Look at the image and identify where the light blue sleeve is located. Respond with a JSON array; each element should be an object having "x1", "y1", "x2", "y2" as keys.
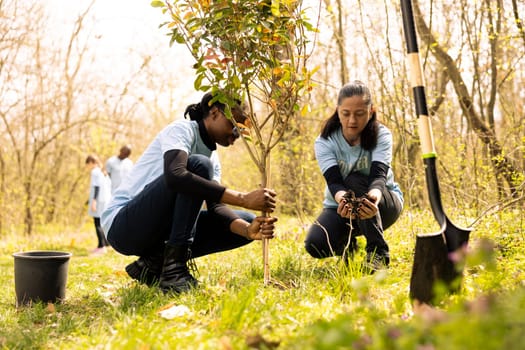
[
  {"x1": 314, "y1": 136, "x2": 338, "y2": 174},
  {"x1": 371, "y1": 126, "x2": 393, "y2": 165},
  {"x1": 159, "y1": 121, "x2": 196, "y2": 155},
  {"x1": 89, "y1": 168, "x2": 107, "y2": 217},
  {"x1": 91, "y1": 168, "x2": 104, "y2": 188}
]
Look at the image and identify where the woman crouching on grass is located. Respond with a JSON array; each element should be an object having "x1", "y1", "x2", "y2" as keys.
[
  {"x1": 305, "y1": 80, "x2": 403, "y2": 272},
  {"x1": 101, "y1": 91, "x2": 277, "y2": 293}
]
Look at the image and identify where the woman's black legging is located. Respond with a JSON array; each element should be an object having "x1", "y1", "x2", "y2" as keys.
[
  {"x1": 106, "y1": 154, "x2": 256, "y2": 259},
  {"x1": 305, "y1": 172, "x2": 402, "y2": 258}
]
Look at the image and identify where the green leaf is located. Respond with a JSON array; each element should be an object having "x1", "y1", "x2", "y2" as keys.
[
  {"x1": 271, "y1": 0, "x2": 281, "y2": 17},
  {"x1": 232, "y1": 75, "x2": 241, "y2": 88},
  {"x1": 194, "y1": 74, "x2": 205, "y2": 91},
  {"x1": 150, "y1": 0, "x2": 164, "y2": 8}
]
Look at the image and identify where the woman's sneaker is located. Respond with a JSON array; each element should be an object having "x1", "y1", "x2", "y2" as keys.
[
  {"x1": 90, "y1": 247, "x2": 107, "y2": 256},
  {"x1": 363, "y1": 251, "x2": 390, "y2": 274}
]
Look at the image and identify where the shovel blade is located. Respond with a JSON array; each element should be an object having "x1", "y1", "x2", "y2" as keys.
[
  {"x1": 444, "y1": 217, "x2": 471, "y2": 252},
  {"x1": 409, "y1": 222, "x2": 471, "y2": 305}
]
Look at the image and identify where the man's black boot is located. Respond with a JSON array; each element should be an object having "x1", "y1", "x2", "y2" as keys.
[
  {"x1": 159, "y1": 244, "x2": 198, "y2": 293},
  {"x1": 125, "y1": 253, "x2": 163, "y2": 286}
]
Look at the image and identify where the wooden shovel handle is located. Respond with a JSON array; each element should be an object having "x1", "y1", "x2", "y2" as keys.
[{"x1": 263, "y1": 235, "x2": 270, "y2": 285}]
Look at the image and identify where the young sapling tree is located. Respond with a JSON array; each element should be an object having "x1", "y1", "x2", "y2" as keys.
[{"x1": 152, "y1": 0, "x2": 317, "y2": 284}]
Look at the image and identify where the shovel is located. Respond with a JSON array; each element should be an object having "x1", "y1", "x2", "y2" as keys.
[{"x1": 400, "y1": 0, "x2": 472, "y2": 305}]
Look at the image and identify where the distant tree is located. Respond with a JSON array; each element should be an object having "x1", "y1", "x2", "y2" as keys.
[
  {"x1": 0, "y1": 0, "x2": 156, "y2": 234},
  {"x1": 0, "y1": 1, "x2": 103, "y2": 234}
]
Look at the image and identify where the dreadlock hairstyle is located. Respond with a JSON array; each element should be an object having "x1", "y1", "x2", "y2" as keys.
[
  {"x1": 320, "y1": 80, "x2": 379, "y2": 151},
  {"x1": 183, "y1": 91, "x2": 249, "y2": 124},
  {"x1": 183, "y1": 92, "x2": 224, "y2": 121}
]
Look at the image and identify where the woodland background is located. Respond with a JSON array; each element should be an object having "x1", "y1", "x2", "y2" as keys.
[{"x1": 0, "y1": 0, "x2": 524, "y2": 237}]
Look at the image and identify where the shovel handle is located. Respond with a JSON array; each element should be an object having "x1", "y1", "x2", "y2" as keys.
[
  {"x1": 401, "y1": 0, "x2": 446, "y2": 227},
  {"x1": 400, "y1": 0, "x2": 472, "y2": 248},
  {"x1": 401, "y1": 0, "x2": 436, "y2": 158}
]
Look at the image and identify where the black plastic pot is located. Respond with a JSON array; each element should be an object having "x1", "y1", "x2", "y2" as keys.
[{"x1": 13, "y1": 250, "x2": 72, "y2": 306}]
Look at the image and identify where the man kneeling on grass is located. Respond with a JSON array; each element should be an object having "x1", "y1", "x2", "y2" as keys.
[{"x1": 101, "y1": 91, "x2": 277, "y2": 293}]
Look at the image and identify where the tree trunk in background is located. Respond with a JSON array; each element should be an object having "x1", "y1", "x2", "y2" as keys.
[
  {"x1": 0, "y1": 152, "x2": 3, "y2": 233},
  {"x1": 322, "y1": 0, "x2": 348, "y2": 86},
  {"x1": 277, "y1": 117, "x2": 321, "y2": 219},
  {"x1": 511, "y1": 0, "x2": 525, "y2": 47}
]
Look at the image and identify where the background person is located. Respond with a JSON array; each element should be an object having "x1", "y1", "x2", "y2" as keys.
[
  {"x1": 106, "y1": 145, "x2": 133, "y2": 194},
  {"x1": 85, "y1": 154, "x2": 111, "y2": 255},
  {"x1": 102, "y1": 91, "x2": 277, "y2": 293},
  {"x1": 304, "y1": 80, "x2": 403, "y2": 272}
]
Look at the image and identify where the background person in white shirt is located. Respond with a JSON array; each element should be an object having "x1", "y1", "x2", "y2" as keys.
[
  {"x1": 85, "y1": 154, "x2": 111, "y2": 255},
  {"x1": 105, "y1": 145, "x2": 133, "y2": 194}
]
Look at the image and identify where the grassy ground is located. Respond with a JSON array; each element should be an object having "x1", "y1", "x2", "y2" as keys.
[{"x1": 0, "y1": 209, "x2": 524, "y2": 349}]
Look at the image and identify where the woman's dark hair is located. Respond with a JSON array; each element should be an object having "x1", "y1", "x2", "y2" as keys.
[
  {"x1": 320, "y1": 80, "x2": 379, "y2": 150},
  {"x1": 184, "y1": 91, "x2": 248, "y2": 124},
  {"x1": 85, "y1": 154, "x2": 108, "y2": 175},
  {"x1": 184, "y1": 92, "x2": 226, "y2": 121},
  {"x1": 85, "y1": 154, "x2": 101, "y2": 166}
]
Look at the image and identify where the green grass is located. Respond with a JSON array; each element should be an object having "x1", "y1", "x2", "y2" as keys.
[{"x1": 1, "y1": 209, "x2": 524, "y2": 349}]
